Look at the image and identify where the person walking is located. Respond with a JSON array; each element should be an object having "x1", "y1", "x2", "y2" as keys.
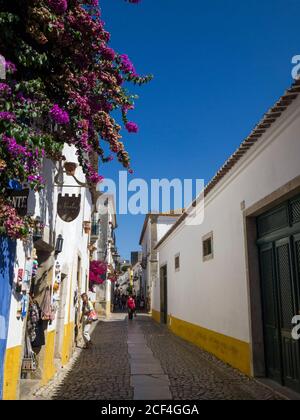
[
  {"x1": 80, "y1": 293, "x2": 95, "y2": 349},
  {"x1": 121, "y1": 294, "x2": 127, "y2": 311},
  {"x1": 127, "y1": 295, "x2": 136, "y2": 321}
]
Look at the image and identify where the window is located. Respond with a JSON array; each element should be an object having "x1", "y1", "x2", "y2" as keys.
[
  {"x1": 174, "y1": 254, "x2": 180, "y2": 271},
  {"x1": 202, "y1": 232, "x2": 214, "y2": 261}
]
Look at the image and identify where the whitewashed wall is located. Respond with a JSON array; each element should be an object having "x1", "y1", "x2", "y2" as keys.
[
  {"x1": 52, "y1": 145, "x2": 92, "y2": 330},
  {"x1": 141, "y1": 219, "x2": 150, "y2": 300},
  {"x1": 141, "y1": 215, "x2": 180, "y2": 308},
  {"x1": 6, "y1": 159, "x2": 56, "y2": 350},
  {"x1": 6, "y1": 145, "x2": 92, "y2": 347},
  {"x1": 157, "y1": 217, "x2": 180, "y2": 240},
  {"x1": 155, "y1": 95, "x2": 300, "y2": 344}
]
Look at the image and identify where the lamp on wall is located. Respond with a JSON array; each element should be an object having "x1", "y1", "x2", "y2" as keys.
[
  {"x1": 55, "y1": 234, "x2": 64, "y2": 255},
  {"x1": 54, "y1": 161, "x2": 88, "y2": 188}
]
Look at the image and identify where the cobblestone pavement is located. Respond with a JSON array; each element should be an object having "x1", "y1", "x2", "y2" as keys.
[
  {"x1": 139, "y1": 317, "x2": 284, "y2": 400},
  {"x1": 35, "y1": 314, "x2": 285, "y2": 400},
  {"x1": 36, "y1": 315, "x2": 133, "y2": 400}
]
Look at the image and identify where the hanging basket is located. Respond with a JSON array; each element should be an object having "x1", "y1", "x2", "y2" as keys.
[
  {"x1": 88, "y1": 243, "x2": 97, "y2": 252},
  {"x1": 64, "y1": 162, "x2": 78, "y2": 176},
  {"x1": 83, "y1": 221, "x2": 91, "y2": 234}
]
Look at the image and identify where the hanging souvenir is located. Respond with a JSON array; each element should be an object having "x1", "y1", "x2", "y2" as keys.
[
  {"x1": 28, "y1": 301, "x2": 40, "y2": 343},
  {"x1": 53, "y1": 281, "x2": 60, "y2": 292},
  {"x1": 22, "y1": 335, "x2": 37, "y2": 372},
  {"x1": 21, "y1": 294, "x2": 29, "y2": 320},
  {"x1": 32, "y1": 259, "x2": 38, "y2": 278},
  {"x1": 16, "y1": 300, "x2": 22, "y2": 319},
  {"x1": 16, "y1": 269, "x2": 24, "y2": 294},
  {"x1": 22, "y1": 258, "x2": 33, "y2": 292},
  {"x1": 40, "y1": 287, "x2": 52, "y2": 321}
]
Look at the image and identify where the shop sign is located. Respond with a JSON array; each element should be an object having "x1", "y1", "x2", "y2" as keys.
[
  {"x1": 57, "y1": 193, "x2": 81, "y2": 222},
  {"x1": 8, "y1": 188, "x2": 29, "y2": 217}
]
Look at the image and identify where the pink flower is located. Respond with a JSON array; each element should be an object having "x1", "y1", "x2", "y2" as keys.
[
  {"x1": 0, "y1": 83, "x2": 12, "y2": 95},
  {"x1": 27, "y1": 174, "x2": 45, "y2": 186},
  {"x1": 2, "y1": 135, "x2": 27, "y2": 157},
  {"x1": 0, "y1": 111, "x2": 16, "y2": 122},
  {"x1": 100, "y1": 45, "x2": 116, "y2": 61},
  {"x1": 49, "y1": 104, "x2": 70, "y2": 125},
  {"x1": 125, "y1": 121, "x2": 139, "y2": 133},
  {"x1": 120, "y1": 54, "x2": 137, "y2": 76},
  {"x1": 5, "y1": 60, "x2": 17, "y2": 74},
  {"x1": 47, "y1": 0, "x2": 68, "y2": 14},
  {"x1": 86, "y1": 163, "x2": 104, "y2": 184},
  {"x1": 89, "y1": 260, "x2": 108, "y2": 285}
]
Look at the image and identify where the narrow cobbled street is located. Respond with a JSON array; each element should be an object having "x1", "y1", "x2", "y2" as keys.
[{"x1": 35, "y1": 315, "x2": 284, "y2": 401}]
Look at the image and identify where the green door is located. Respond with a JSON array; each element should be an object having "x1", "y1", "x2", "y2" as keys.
[
  {"x1": 294, "y1": 233, "x2": 300, "y2": 312},
  {"x1": 259, "y1": 243, "x2": 282, "y2": 383},
  {"x1": 275, "y1": 237, "x2": 300, "y2": 391},
  {"x1": 258, "y1": 196, "x2": 300, "y2": 393}
]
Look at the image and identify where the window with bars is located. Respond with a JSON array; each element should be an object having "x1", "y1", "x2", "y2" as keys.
[
  {"x1": 174, "y1": 254, "x2": 180, "y2": 271},
  {"x1": 257, "y1": 195, "x2": 300, "y2": 239},
  {"x1": 291, "y1": 197, "x2": 300, "y2": 225},
  {"x1": 203, "y1": 232, "x2": 214, "y2": 261}
]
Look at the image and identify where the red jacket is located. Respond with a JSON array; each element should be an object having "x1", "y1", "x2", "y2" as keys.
[{"x1": 127, "y1": 297, "x2": 136, "y2": 310}]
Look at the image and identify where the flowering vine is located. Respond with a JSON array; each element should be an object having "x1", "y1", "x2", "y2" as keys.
[
  {"x1": 89, "y1": 260, "x2": 108, "y2": 286},
  {"x1": 0, "y1": 0, "x2": 151, "y2": 239}
]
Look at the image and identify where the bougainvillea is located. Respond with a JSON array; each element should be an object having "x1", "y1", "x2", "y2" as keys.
[
  {"x1": 48, "y1": 0, "x2": 68, "y2": 14},
  {"x1": 89, "y1": 260, "x2": 108, "y2": 285},
  {"x1": 126, "y1": 121, "x2": 139, "y2": 133},
  {"x1": 0, "y1": 198, "x2": 31, "y2": 239},
  {"x1": 0, "y1": 0, "x2": 151, "y2": 239},
  {"x1": 49, "y1": 104, "x2": 70, "y2": 125}
]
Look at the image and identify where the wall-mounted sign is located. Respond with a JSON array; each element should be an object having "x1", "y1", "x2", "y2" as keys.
[
  {"x1": 57, "y1": 193, "x2": 81, "y2": 222},
  {"x1": 8, "y1": 188, "x2": 29, "y2": 217}
]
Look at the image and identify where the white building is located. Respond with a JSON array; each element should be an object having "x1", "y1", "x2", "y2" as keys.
[
  {"x1": 2, "y1": 145, "x2": 95, "y2": 399},
  {"x1": 139, "y1": 212, "x2": 183, "y2": 312},
  {"x1": 152, "y1": 81, "x2": 300, "y2": 394},
  {"x1": 90, "y1": 194, "x2": 118, "y2": 316},
  {"x1": 132, "y1": 262, "x2": 143, "y2": 299},
  {"x1": 117, "y1": 270, "x2": 130, "y2": 294}
]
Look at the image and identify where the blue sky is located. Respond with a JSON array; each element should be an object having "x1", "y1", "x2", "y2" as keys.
[{"x1": 100, "y1": 0, "x2": 299, "y2": 259}]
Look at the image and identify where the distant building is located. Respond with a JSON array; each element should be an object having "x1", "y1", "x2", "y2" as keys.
[
  {"x1": 131, "y1": 251, "x2": 142, "y2": 266},
  {"x1": 90, "y1": 194, "x2": 118, "y2": 317},
  {"x1": 139, "y1": 211, "x2": 183, "y2": 312}
]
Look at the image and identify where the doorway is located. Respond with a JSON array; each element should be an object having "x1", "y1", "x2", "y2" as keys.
[
  {"x1": 258, "y1": 196, "x2": 300, "y2": 392},
  {"x1": 160, "y1": 265, "x2": 168, "y2": 324}
]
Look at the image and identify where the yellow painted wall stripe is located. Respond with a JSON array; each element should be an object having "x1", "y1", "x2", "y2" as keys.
[
  {"x1": 152, "y1": 309, "x2": 161, "y2": 324},
  {"x1": 61, "y1": 322, "x2": 74, "y2": 366},
  {"x1": 152, "y1": 311, "x2": 251, "y2": 376},
  {"x1": 3, "y1": 345, "x2": 22, "y2": 400},
  {"x1": 42, "y1": 330, "x2": 56, "y2": 385}
]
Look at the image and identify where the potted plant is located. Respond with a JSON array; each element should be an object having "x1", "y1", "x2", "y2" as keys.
[
  {"x1": 83, "y1": 220, "x2": 91, "y2": 234},
  {"x1": 64, "y1": 162, "x2": 78, "y2": 176},
  {"x1": 88, "y1": 243, "x2": 96, "y2": 253}
]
